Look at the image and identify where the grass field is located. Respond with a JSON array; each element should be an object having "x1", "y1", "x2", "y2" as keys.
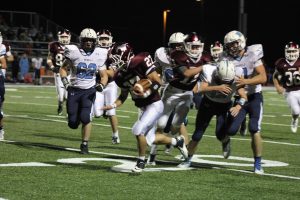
[{"x1": 0, "y1": 84, "x2": 300, "y2": 200}]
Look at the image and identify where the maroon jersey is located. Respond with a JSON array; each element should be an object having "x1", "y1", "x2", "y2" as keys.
[
  {"x1": 275, "y1": 58, "x2": 300, "y2": 92},
  {"x1": 114, "y1": 52, "x2": 161, "y2": 108},
  {"x1": 48, "y1": 41, "x2": 65, "y2": 72},
  {"x1": 170, "y1": 51, "x2": 211, "y2": 90}
]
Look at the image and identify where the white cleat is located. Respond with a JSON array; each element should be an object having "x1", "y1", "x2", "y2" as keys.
[
  {"x1": 177, "y1": 159, "x2": 191, "y2": 168},
  {"x1": 0, "y1": 129, "x2": 4, "y2": 140},
  {"x1": 254, "y1": 167, "x2": 264, "y2": 175},
  {"x1": 291, "y1": 118, "x2": 298, "y2": 133}
]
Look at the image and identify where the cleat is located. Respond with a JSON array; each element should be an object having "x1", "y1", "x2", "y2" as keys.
[
  {"x1": 177, "y1": 158, "x2": 191, "y2": 168},
  {"x1": 164, "y1": 144, "x2": 173, "y2": 154},
  {"x1": 175, "y1": 136, "x2": 188, "y2": 159},
  {"x1": 222, "y1": 138, "x2": 231, "y2": 159},
  {"x1": 0, "y1": 129, "x2": 4, "y2": 140},
  {"x1": 57, "y1": 106, "x2": 63, "y2": 116},
  {"x1": 254, "y1": 167, "x2": 264, "y2": 175},
  {"x1": 80, "y1": 143, "x2": 89, "y2": 154},
  {"x1": 112, "y1": 136, "x2": 120, "y2": 144},
  {"x1": 146, "y1": 154, "x2": 156, "y2": 166},
  {"x1": 132, "y1": 159, "x2": 145, "y2": 173},
  {"x1": 291, "y1": 118, "x2": 298, "y2": 133}
]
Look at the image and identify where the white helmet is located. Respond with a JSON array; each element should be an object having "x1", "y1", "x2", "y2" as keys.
[
  {"x1": 217, "y1": 59, "x2": 236, "y2": 83},
  {"x1": 224, "y1": 30, "x2": 246, "y2": 57},
  {"x1": 57, "y1": 29, "x2": 71, "y2": 45},
  {"x1": 97, "y1": 29, "x2": 113, "y2": 48},
  {"x1": 285, "y1": 41, "x2": 299, "y2": 61},
  {"x1": 184, "y1": 32, "x2": 204, "y2": 59},
  {"x1": 210, "y1": 41, "x2": 223, "y2": 61},
  {"x1": 168, "y1": 32, "x2": 185, "y2": 50},
  {"x1": 80, "y1": 28, "x2": 97, "y2": 51}
]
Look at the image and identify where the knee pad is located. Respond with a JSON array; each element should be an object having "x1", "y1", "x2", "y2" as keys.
[
  {"x1": 68, "y1": 121, "x2": 80, "y2": 129},
  {"x1": 81, "y1": 115, "x2": 91, "y2": 125}
]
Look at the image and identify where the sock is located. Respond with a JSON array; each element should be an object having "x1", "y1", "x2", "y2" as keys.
[
  {"x1": 254, "y1": 156, "x2": 262, "y2": 170},
  {"x1": 171, "y1": 138, "x2": 177, "y2": 146},
  {"x1": 138, "y1": 156, "x2": 145, "y2": 161},
  {"x1": 112, "y1": 131, "x2": 119, "y2": 138}
]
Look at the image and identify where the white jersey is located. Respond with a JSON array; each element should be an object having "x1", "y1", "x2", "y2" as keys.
[
  {"x1": 154, "y1": 47, "x2": 172, "y2": 83},
  {"x1": 0, "y1": 44, "x2": 6, "y2": 57},
  {"x1": 223, "y1": 44, "x2": 264, "y2": 95},
  {"x1": 202, "y1": 63, "x2": 244, "y2": 103},
  {"x1": 64, "y1": 45, "x2": 108, "y2": 89}
]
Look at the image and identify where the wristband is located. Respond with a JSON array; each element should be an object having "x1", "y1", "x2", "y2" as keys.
[{"x1": 237, "y1": 98, "x2": 246, "y2": 106}]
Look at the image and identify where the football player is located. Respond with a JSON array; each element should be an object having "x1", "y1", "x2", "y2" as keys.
[
  {"x1": 47, "y1": 28, "x2": 71, "y2": 115},
  {"x1": 222, "y1": 30, "x2": 267, "y2": 174},
  {"x1": 156, "y1": 32, "x2": 211, "y2": 144},
  {"x1": 178, "y1": 59, "x2": 247, "y2": 168},
  {"x1": 0, "y1": 32, "x2": 8, "y2": 140},
  {"x1": 210, "y1": 41, "x2": 223, "y2": 62},
  {"x1": 102, "y1": 42, "x2": 188, "y2": 173},
  {"x1": 273, "y1": 41, "x2": 300, "y2": 133},
  {"x1": 147, "y1": 32, "x2": 189, "y2": 164},
  {"x1": 93, "y1": 29, "x2": 120, "y2": 144},
  {"x1": 60, "y1": 28, "x2": 108, "y2": 154}
]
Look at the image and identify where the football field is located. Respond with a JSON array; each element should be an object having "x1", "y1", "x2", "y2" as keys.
[{"x1": 0, "y1": 84, "x2": 299, "y2": 199}]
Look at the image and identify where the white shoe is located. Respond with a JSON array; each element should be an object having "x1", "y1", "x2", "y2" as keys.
[
  {"x1": 132, "y1": 159, "x2": 145, "y2": 173},
  {"x1": 112, "y1": 136, "x2": 120, "y2": 144},
  {"x1": 254, "y1": 167, "x2": 264, "y2": 175},
  {"x1": 177, "y1": 159, "x2": 191, "y2": 168},
  {"x1": 0, "y1": 129, "x2": 4, "y2": 140},
  {"x1": 291, "y1": 118, "x2": 298, "y2": 133},
  {"x1": 175, "y1": 136, "x2": 188, "y2": 160}
]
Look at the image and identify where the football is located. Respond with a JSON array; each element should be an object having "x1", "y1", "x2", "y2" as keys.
[{"x1": 133, "y1": 79, "x2": 152, "y2": 97}]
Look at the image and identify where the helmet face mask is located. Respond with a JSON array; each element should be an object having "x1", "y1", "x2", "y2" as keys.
[
  {"x1": 97, "y1": 29, "x2": 113, "y2": 48},
  {"x1": 184, "y1": 32, "x2": 204, "y2": 59},
  {"x1": 111, "y1": 43, "x2": 134, "y2": 71},
  {"x1": 210, "y1": 41, "x2": 223, "y2": 61},
  {"x1": 57, "y1": 29, "x2": 71, "y2": 45},
  {"x1": 285, "y1": 41, "x2": 299, "y2": 62},
  {"x1": 80, "y1": 28, "x2": 97, "y2": 52},
  {"x1": 168, "y1": 32, "x2": 185, "y2": 52},
  {"x1": 224, "y1": 30, "x2": 246, "y2": 57}
]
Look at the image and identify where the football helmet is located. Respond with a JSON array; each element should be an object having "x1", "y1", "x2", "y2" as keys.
[
  {"x1": 57, "y1": 28, "x2": 71, "y2": 45},
  {"x1": 184, "y1": 32, "x2": 204, "y2": 59},
  {"x1": 168, "y1": 32, "x2": 185, "y2": 51},
  {"x1": 111, "y1": 42, "x2": 134, "y2": 70},
  {"x1": 216, "y1": 59, "x2": 236, "y2": 84},
  {"x1": 285, "y1": 41, "x2": 299, "y2": 61},
  {"x1": 0, "y1": 32, "x2": 2, "y2": 44},
  {"x1": 97, "y1": 29, "x2": 113, "y2": 48},
  {"x1": 210, "y1": 41, "x2": 223, "y2": 61},
  {"x1": 79, "y1": 28, "x2": 97, "y2": 52},
  {"x1": 224, "y1": 30, "x2": 246, "y2": 57}
]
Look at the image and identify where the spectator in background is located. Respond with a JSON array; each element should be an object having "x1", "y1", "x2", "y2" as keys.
[
  {"x1": 19, "y1": 53, "x2": 30, "y2": 83},
  {"x1": 11, "y1": 51, "x2": 19, "y2": 82},
  {"x1": 31, "y1": 51, "x2": 43, "y2": 85}
]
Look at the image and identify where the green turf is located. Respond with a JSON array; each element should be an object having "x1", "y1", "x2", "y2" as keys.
[{"x1": 0, "y1": 85, "x2": 299, "y2": 200}]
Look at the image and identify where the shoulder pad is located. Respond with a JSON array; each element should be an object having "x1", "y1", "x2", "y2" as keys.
[{"x1": 247, "y1": 44, "x2": 263, "y2": 60}]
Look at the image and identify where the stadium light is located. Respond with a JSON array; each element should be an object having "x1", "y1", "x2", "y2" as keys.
[{"x1": 163, "y1": 9, "x2": 170, "y2": 45}]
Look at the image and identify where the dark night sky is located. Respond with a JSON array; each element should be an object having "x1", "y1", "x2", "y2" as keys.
[{"x1": 2, "y1": 0, "x2": 300, "y2": 67}]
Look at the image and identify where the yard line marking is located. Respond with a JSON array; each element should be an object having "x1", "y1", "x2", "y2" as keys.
[
  {"x1": 5, "y1": 114, "x2": 300, "y2": 146},
  {"x1": 3, "y1": 140, "x2": 299, "y2": 180}
]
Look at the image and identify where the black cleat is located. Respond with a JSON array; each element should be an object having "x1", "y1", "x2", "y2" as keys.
[{"x1": 80, "y1": 143, "x2": 89, "y2": 154}]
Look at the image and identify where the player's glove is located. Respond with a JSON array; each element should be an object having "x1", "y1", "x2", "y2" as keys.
[
  {"x1": 61, "y1": 77, "x2": 70, "y2": 89},
  {"x1": 96, "y1": 83, "x2": 105, "y2": 92}
]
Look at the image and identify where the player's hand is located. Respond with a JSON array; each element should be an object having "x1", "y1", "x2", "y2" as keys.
[
  {"x1": 61, "y1": 77, "x2": 70, "y2": 89},
  {"x1": 219, "y1": 84, "x2": 232, "y2": 95}
]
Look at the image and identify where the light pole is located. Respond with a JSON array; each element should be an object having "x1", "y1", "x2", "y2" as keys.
[{"x1": 163, "y1": 9, "x2": 170, "y2": 45}]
